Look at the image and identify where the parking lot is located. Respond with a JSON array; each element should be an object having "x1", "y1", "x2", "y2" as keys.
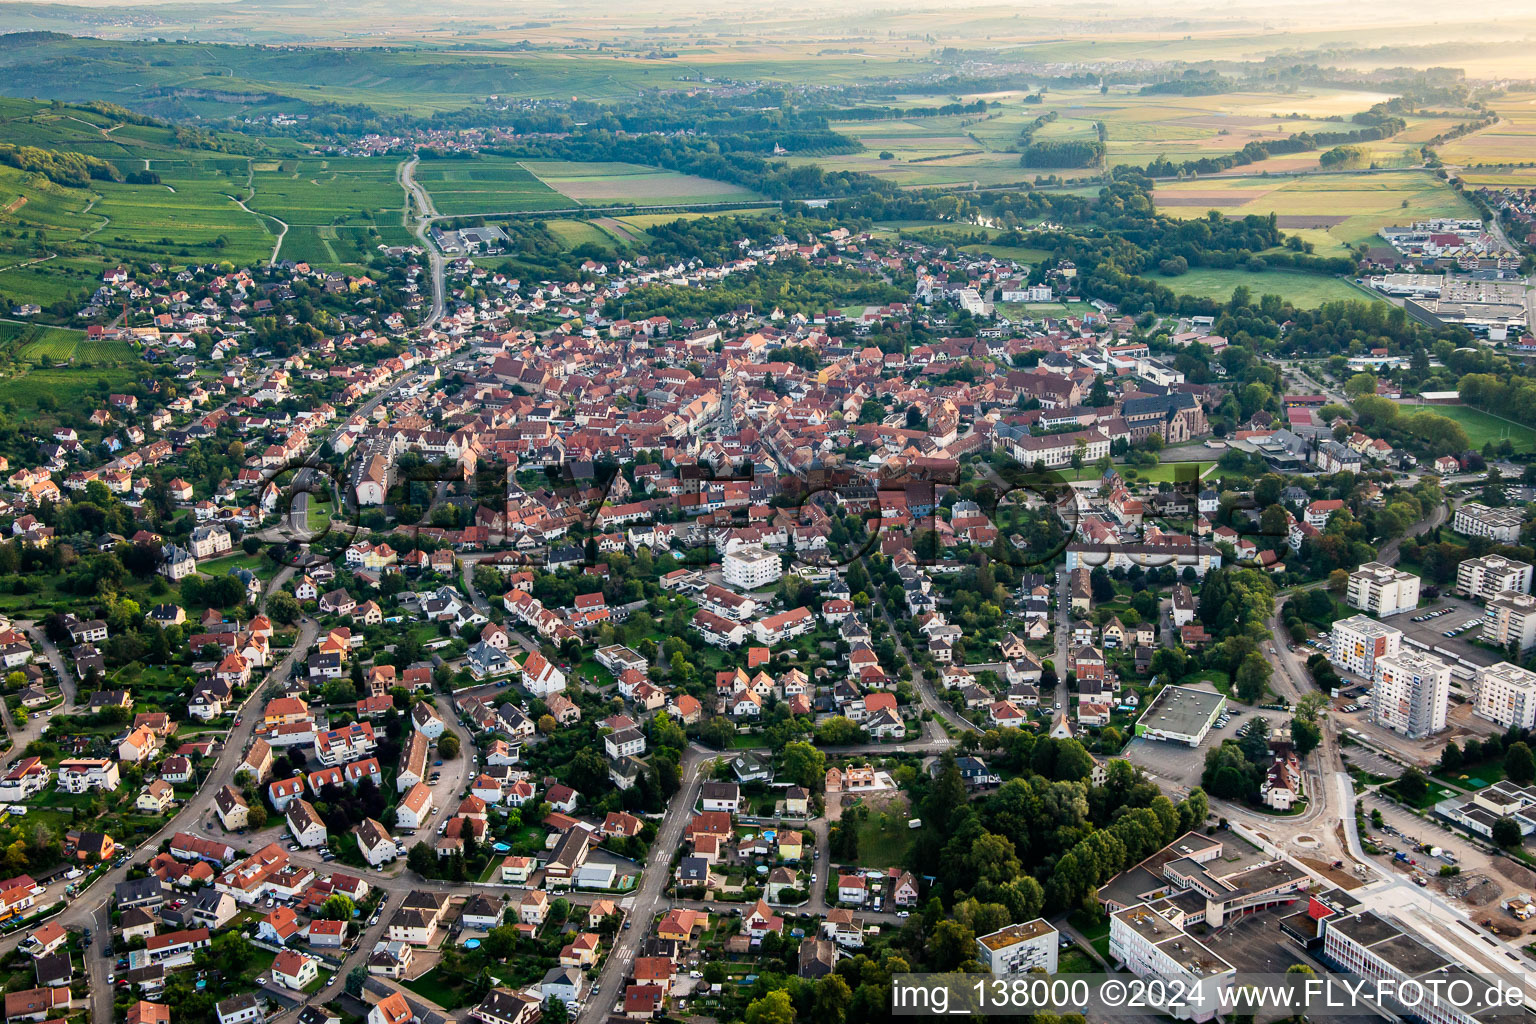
[{"x1": 1393, "y1": 595, "x2": 1502, "y2": 672}]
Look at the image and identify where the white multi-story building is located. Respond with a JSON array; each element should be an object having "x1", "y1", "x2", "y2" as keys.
[
  {"x1": 1453, "y1": 502, "x2": 1526, "y2": 543},
  {"x1": 1371, "y1": 649, "x2": 1450, "y2": 738},
  {"x1": 1329, "y1": 615, "x2": 1403, "y2": 679},
  {"x1": 1483, "y1": 590, "x2": 1536, "y2": 654},
  {"x1": 1321, "y1": 909, "x2": 1503, "y2": 1024},
  {"x1": 1474, "y1": 661, "x2": 1536, "y2": 729},
  {"x1": 974, "y1": 919, "x2": 1059, "y2": 975},
  {"x1": 1109, "y1": 903, "x2": 1234, "y2": 1022},
  {"x1": 722, "y1": 545, "x2": 782, "y2": 590},
  {"x1": 1345, "y1": 562, "x2": 1420, "y2": 617},
  {"x1": 57, "y1": 759, "x2": 120, "y2": 793},
  {"x1": 1457, "y1": 554, "x2": 1533, "y2": 600}
]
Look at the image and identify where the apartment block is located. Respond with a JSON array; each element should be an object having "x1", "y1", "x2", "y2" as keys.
[
  {"x1": 1483, "y1": 590, "x2": 1536, "y2": 654},
  {"x1": 1474, "y1": 661, "x2": 1536, "y2": 729},
  {"x1": 722, "y1": 546, "x2": 782, "y2": 590},
  {"x1": 1328, "y1": 614, "x2": 1403, "y2": 679},
  {"x1": 1345, "y1": 562, "x2": 1421, "y2": 617},
  {"x1": 1371, "y1": 649, "x2": 1450, "y2": 739},
  {"x1": 1456, "y1": 554, "x2": 1533, "y2": 600},
  {"x1": 1452, "y1": 502, "x2": 1526, "y2": 543},
  {"x1": 974, "y1": 919, "x2": 1058, "y2": 976}
]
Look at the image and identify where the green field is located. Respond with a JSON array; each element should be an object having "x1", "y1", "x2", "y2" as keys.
[
  {"x1": 1401, "y1": 405, "x2": 1536, "y2": 453},
  {"x1": 1147, "y1": 267, "x2": 1378, "y2": 308},
  {"x1": 1153, "y1": 170, "x2": 1477, "y2": 255},
  {"x1": 412, "y1": 157, "x2": 569, "y2": 216},
  {"x1": 520, "y1": 160, "x2": 763, "y2": 206}
]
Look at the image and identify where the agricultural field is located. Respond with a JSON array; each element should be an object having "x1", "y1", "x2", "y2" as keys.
[
  {"x1": 520, "y1": 160, "x2": 762, "y2": 206},
  {"x1": 1145, "y1": 267, "x2": 1380, "y2": 308},
  {"x1": 1151, "y1": 170, "x2": 1478, "y2": 254},
  {"x1": 801, "y1": 85, "x2": 1425, "y2": 188},
  {"x1": 1437, "y1": 91, "x2": 1536, "y2": 166},
  {"x1": 411, "y1": 157, "x2": 569, "y2": 216},
  {"x1": 245, "y1": 157, "x2": 412, "y2": 266}
]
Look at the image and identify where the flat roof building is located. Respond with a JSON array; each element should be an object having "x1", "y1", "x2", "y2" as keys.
[
  {"x1": 1453, "y1": 503, "x2": 1526, "y2": 544},
  {"x1": 975, "y1": 919, "x2": 1059, "y2": 976},
  {"x1": 1484, "y1": 590, "x2": 1536, "y2": 654},
  {"x1": 1457, "y1": 554, "x2": 1533, "y2": 601},
  {"x1": 1329, "y1": 614, "x2": 1403, "y2": 679},
  {"x1": 1371, "y1": 649, "x2": 1450, "y2": 739},
  {"x1": 1134, "y1": 686, "x2": 1226, "y2": 747},
  {"x1": 1474, "y1": 660, "x2": 1536, "y2": 729},
  {"x1": 1346, "y1": 562, "x2": 1420, "y2": 617}
]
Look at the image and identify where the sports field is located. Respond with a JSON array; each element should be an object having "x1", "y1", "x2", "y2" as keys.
[
  {"x1": 1152, "y1": 170, "x2": 1477, "y2": 255},
  {"x1": 1146, "y1": 267, "x2": 1378, "y2": 308},
  {"x1": 1401, "y1": 405, "x2": 1536, "y2": 453}
]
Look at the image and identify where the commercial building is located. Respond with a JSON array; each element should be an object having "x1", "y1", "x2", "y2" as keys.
[
  {"x1": 1329, "y1": 615, "x2": 1403, "y2": 679},
  {"x1": 1134, "y1": 686, "x2": 1226, "y2": 747},
  {"x1": 1370, "y1": 649, "x2": 1450, "y2": 738},
  {"x1": 1345, "y1": 562, "x2": 1421, "y2": 617},
  {"x1": 1108, "y1": 903, "x2": 1234, "y2": 1022},
  {"x1": 1473, "y1": 661, "x2": 1536, "y2": 729},
  {"x1": 722, "y1": 546, "x2": 782, "y2": 590},
  {"x1": 1483, "y1": 590, "x2": 1536, "y2": 654},
  {"x1": 974, "y1": 920, "x2": 1059, "y2": 976},
  {"x1": 1453, "y1": 502, "x2": 1526, "y2": 543},
  {"x1": 1456, "y1": 554, "x2": 1533, "y2": 600},
  {"x1": 1437, "y1": 778, "x2": 1536, "y2": 839}
]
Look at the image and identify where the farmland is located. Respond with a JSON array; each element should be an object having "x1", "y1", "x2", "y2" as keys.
[
  {"x1": 411, "y1": 158, "x2": 569, "y2": 216},
  {"x1": 520, "y1": 160, "x2": 763, "y2": 205},
  {"x1": 1151, "y1": 170, "x2": 1478, "y2": 255}
]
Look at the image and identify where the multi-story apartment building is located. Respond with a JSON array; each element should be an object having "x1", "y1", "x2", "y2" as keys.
[
  {"x1": 1453, "y1": 502, "x2": 1526, "y2": 543},
  {"x1": 722, "y1": 546, "x2": 782, "y2": 590},
  {"x1": 1457, "y1": 554, "x2": 1533, "y2": 600},
  {"x1": 1371, "y1": 649, "x2": 1450, "y2": 738},
  {"x1": 1345, "y1": 562, "x2": 1421, "y2": 617},
  {"x1": 1329, "y1": 615, "x2": 1403, "y2": 679},
  {"x1": 1474, "y1": 661, "x2": 1536, "y2": 729},
  {"x1": 1483, "y1": 590, "x2": 1536, "y2": 654},
  {"x1": 974, "y1": 920, "x2": 1059, "y2": 976}
]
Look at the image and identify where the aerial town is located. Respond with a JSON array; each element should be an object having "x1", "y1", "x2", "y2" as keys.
[{"x1": 0, "y1": 3, "x2": 1534, "y2": 1024}]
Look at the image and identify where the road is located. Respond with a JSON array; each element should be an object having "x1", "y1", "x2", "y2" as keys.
[
  {"x1": 863, "y1": 563, "x2": 980, "y2": 736},
  {"x1": 398, "y1": 157, "x2": 446, "y2": 328}
]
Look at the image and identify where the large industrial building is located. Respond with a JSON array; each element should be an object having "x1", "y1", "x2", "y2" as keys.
[{"x1": 1133, "y1": 686, "x2": 1226, "y2": 747}]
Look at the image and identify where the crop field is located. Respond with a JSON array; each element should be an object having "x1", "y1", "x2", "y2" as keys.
[
  {"x1": 1151, "y1": 170, "x2": 1477, "y2": 254},
  {"x1": 806, "y1": 85, "x2": 1421, "y2": 187},
  {"x1": 520, "y1": 160, "x2": 762, "y2": 205},
  {"x1": 1438, "y1": 92, "x2": 1536, "y2": 165},
  {"x1": 413, "y1": 158, "x2": 569, "y2": 215},
  {"x1": 1146, "y1": 267, "x2": 1379, "y2": 308},
  {"x1": 244, "y1": 157, "x2": 409, "y2": 266},
  {"x1": 1399, "y1": 405, "x2": 1536, "y2": 453}
]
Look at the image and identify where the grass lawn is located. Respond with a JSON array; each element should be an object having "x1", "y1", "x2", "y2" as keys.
[
  {"x1": 1182, "y1": 669, "x2": 1234, "y2": 699},
  {"x1": 1059, "y1": 948, "x2": 1098, "y2": 973},
  {"x1": 1400, "y1": 404, "x2": 1536, "y2": 454},
  {"x1": 402, "y1": 969, "x2": 468, "y2": 1009},
  {"x1": 852, "y1": 809, "x2": 914, "y2": 870},
  {"x1": 197, "y1": 552, "x2": 267, "y2": 576},
  {"x1": 1146, "y1": 267, "x2": 1378, "y2": 308},
  {"x1": 1117, "y1": 461, "x2": 1216, "y2": 485},
  {"x1": 1387, "y1": 778, "x2": 1455, "y2": 810}
]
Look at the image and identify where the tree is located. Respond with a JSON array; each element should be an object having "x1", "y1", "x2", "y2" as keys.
[
  {"x1": 1439, "y1": 741, "x2": 1463, "y2": 771},
  {"x1": 1396, "y1": 767, "x2": 1429, "y2": 804},
  {"x1": 1290, "y1": 717, "x2": 1322, "y2": 757},
  {"x1": 1237, "y1": 717, "x2": 1271, "y2": 763},
  {"x1": 540, "y1": 999, "x2": 570, "y2": 1024},
  {"x1": 1235, "y1": 652, "x2": 1271, "y2": 704},
  {"x1": 438, "y1": 733, "x2": 461, "y2": 759},
  {"x1": 1327, "y1": 569, "x2": 1349, "y2": 594},
  {"x1": 407, "y1": 842, "x2": 434, "y2": 874},
  {"x1": 1493, "y1": 816, "x2": 1523, "y2": 848},
  {"x1": 1505, "y1": 742, "x2": 1536, "y2": 785},
  {"x1": 781, "y1": 741, "x2": 826, "y2": 790},
  {"x1": 321, "y1": 894, "x2": 355, "y2": 920},
  {"x1": 744, "y1": 989, "x2": 796, "y2": 1024}
]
